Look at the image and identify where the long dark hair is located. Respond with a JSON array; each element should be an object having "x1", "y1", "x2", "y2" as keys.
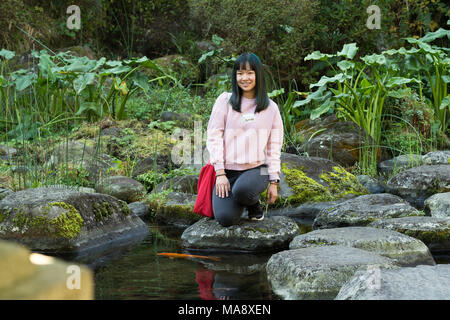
[{"x1": 229, "y1": 52, "x2": 269, "y2": 113}]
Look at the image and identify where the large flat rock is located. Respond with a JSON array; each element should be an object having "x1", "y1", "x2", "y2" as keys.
[
  {"x1": 313, "y1": 193, "x2": 422, "y2": 229},
  {"x1": 369, "y1": 216, "x2": 450, "y2": 253},
  {"x1": 336, "y1": 264, "x2": 450, "y2": 300},
  {"x1": 181, "y1": 216, "x2": 300, "y2": 253},
  {"x1": 0, "y1": 187, "x2": 148, "y2": 254},
  {"x1": 266, "y1": 246, "x2": 397, "y2": 300},
  {"x1": 289, "y1": 227, "x2": 435, "y2": 267},
  {"x1": 424, "y1": 192, "x2": 450, "y2": 218},
  {"x1": 385, "y1": 164, "x2": 450, "y2": 209}
]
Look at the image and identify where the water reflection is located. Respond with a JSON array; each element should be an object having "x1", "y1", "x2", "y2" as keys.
[
  {"x1": 42, "y1": 220, "x2": 449, "y2": 300},
  {"x1": 92, "y1": 224, "x2": 277, "y2": 300},
  {"x1": 195, "y1": 267, "x2": 274, "y2": 300}
]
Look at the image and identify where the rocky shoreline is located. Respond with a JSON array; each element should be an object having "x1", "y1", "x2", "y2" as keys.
[{"x1": 1, "y1": 129, "x2": 449, "y2": 299}]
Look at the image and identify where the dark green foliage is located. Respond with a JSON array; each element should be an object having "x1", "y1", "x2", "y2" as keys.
[
  {"x1": 188, "y1": 0, "x2": 449, "y2": 90},
  {"x1": 100, "y1": 0, "x2": 192, "y2": 58}
]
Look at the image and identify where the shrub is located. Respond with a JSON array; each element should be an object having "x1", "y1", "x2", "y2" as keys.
[
  {"x1": 0, "y1": 0, "x2": 54, "y2": 53},
  {"x1": 188, "y1": 0, "x2": 320, "y2": 86},
  {"x1": 188, "y1": 0, "x2": 449, "y2": 90}
]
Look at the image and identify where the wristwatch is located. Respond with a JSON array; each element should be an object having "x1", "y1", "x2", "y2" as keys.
[{"x1": 270, "y1": 179, "x2": 280, "y2": 184}]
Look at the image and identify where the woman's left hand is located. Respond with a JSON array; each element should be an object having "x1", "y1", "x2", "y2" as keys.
[{"x1": 266, "y1": 184, "x2": 278, "y2": 205}]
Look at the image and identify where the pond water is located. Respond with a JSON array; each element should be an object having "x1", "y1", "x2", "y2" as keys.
[
  {"x1": 55, "y1": 222, "x2": 449, "y2": 300},
  {"x1": 92, "y1": 224, "x2": 279, "y2": 300}
]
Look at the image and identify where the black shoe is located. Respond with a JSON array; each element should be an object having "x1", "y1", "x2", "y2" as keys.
[{"x1": 247, "y1": 200, "x2": 264, "y2": 221}]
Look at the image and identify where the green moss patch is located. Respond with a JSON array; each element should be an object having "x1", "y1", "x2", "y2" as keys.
[
  {"x1": 1, "y1": 202, "x2": 84, "y2": 240},
  {"x1": 397, "y1": 228, "x2": 450, "y2": 245},
  {"x1": 272, "y1": 163, "x2": 369, "y2": 208},
  {"x1": 319, "y1": 166, "x2": 369, "y2": 199},
  {"x1": 145, "y1": 190, "x2": 200, "y2": 224}
]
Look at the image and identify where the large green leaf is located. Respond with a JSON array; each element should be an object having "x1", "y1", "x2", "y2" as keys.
[
  {"x1": 73, "y1": 72, "x2": 96, "y2": 94},
  {"x1": 268, "y1": 88, "x2": 285, "y2": 98},
  {"x1": 337, "y1": 60, "x2": 355, "y2": 71},
  {"x1": 387, "y1": 88, "x2": 412, "y2": 98},
  {"x1": 66, "y1": 56, "x2": 97, "y2": 73},
  {"x1": 310, "y1": 98, "x2": 335, "y2": 120},
  {"x1": 198, "y1": 50, "x2": 215, "y2": 64},
  {"x1": 440, "y1": 96, "x2": 450, "y2": 110},
  {"x1": 361, "y1": 53, "x2": 386, "y2": 65},
  {"x1": 293, "y1": 85, "x2": 330, "y2": 107},
  {"x1": 304, "y1": 51, "x2": 335, "y2": 61},
  {"x1": 123, "y1": 56, "x2": 147, "y2": 65},
  {"x1": 441, "y1": 75, "x2": 450, "y2": 83},
  {"x1": 0, "y1": 49, "x2": 15, "y2": 60},
  {"x1": 100, "y1": 65, "x2": 131, "y2": 76},
  {"x1": 14, "y1": 72, "x2": 36, "y2": 91},
  {"x1": 382, "y1": 47, "x2": 420, "y2": 56},
  {"x1": 140, "y1": 58, "x2": 165, "y2": 72},
  {"x1": 337, "y1": 43, "x2": 358, "y2": 59},
  {"x1": 385, "y1": 77, "x2": 421, "y2": 88},
  {"x1": 76, "y1": 101, "x2": 101, "y2": 117},
  {"x1": 37, "y1": 53, "x2": 57, "y2": 82},
  {"x1": 105, "y1": 60, "x2": 122, "y2": 67},
  {"x1": 131, "y1": 72, "x2": 149, "y2": 91},
  {"x1": 310, "y1": 73, "x2": 351, "y2": 89},
  {"x1": 420, "y1": 28, "x2": 450, "y2": 43},
  {"x1": 92, "y1": 57, "x2": 106, "y2": 72},
  {"x1": 404, "y1": 38, "x2": 442, "y2": 55}
]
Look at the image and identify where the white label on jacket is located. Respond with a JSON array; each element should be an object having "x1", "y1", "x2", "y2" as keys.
[{"x1": 242, "y1": 113, "x2": 255, "y2": 123}]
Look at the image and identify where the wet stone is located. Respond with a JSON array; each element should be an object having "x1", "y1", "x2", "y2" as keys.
[
  {"x1": 266, "y1": 246, "x2": 397, "y2": 300},
  {"x1": 313, "y1": 193, "x2": 422, "y2": 230},
  {"x1": 336, "y1": 264, "x2": 450, "y2": 300},
  {"x1": 181, "y1": 216, "x2": 300, "y2": 253},
  {"x1": 369, "y1": 216, "x2": 450, "y2": 254},
  {"x1": 289, "y1": 226, "x2": 435, "y2": 267}
]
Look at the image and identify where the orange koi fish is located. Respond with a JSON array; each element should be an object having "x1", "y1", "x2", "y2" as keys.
[{"x1": 157, "y1": 252, "x2": 221, "y2": 262}]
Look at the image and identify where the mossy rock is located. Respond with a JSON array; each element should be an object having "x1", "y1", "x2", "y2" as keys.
[
  {"x1": 152, "y1": 175, "x2": 199, "y2": 194},
  {"x1": 181, "y1": 216, "x2": 300, "y2": 253},
  {"x1": 295, "y1": 115, "x2": 380, "y2": 167},
  {"x1": 266, "y1": 246, "x2": 397, "y2": 300},
  {"x1": 313, "y1": 193, "x2": 424, "y2": 230},
  {"x1": 46, "y1": 140, "x2": 116, "y2": 184},
  {"x1": 56, "y1": 45, "x2": 97, "y2": 60},
  {"x1": 386, "y1": 164, "x2": 450, "y2": 209},
  {"x1": 95, "y1": 175, "x2": 147, "y2": 203},
  {"x1": 289, "y1": 226, "x2": 435, "y2": 267},
  {"x1": 264, "y1": 153, "x2": 369, "y2": 209},
  {"x1": 68, "y1": 120, "x2": 177, "y2": 165},
  {"x1": 0, "y1": 187, "x2": 147, "y2": 253},
  {"x1": 369, "y1": 216, "x2": 450, "y2": 254},
  {"x1": 145, "y1": 191, "x2": 201, "y2": 228}
]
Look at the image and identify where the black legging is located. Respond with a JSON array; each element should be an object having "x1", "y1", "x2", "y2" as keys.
[{"x1": 212, "y1": 164, "x2": 269, "y2": 227}]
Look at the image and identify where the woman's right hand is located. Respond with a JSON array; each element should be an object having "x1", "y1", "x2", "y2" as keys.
[{"x1": 215, "y1": 175, "x2": 231, "y2": 198}]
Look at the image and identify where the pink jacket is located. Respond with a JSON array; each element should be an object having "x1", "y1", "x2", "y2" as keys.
[{"x1": 206, "y1": 92, "x2": 284, "y2": 181}]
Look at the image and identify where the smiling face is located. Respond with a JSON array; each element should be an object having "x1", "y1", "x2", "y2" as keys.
[{"x1": 236, "y1": 62, "x2": 256, "y2": 97}]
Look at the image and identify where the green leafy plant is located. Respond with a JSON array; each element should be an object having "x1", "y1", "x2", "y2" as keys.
[
  {"x1": 296, "y1": 43, "x2": 422, "y2": 174},
  {"x1": 382, "y1": 23, "x2": 450, "y2": 138}
]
